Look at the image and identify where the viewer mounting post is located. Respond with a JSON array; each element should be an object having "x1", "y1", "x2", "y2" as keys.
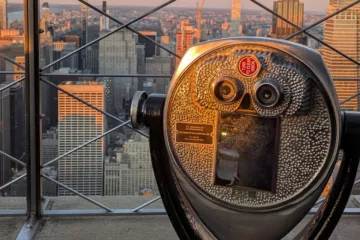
[{"x1": 20, "y1": 0, "x2": 42, "y2": 238}]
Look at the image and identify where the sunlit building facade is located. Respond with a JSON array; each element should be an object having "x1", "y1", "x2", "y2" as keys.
[
  {"x1": 58, "y1": 81, "x2": 106, "y2": 196},
  {"x1": 176, "y1": 20, "x2": 194, "y2": 67},
  {"x1": 13, "y1": 56, "x2": 24, "y2": 81},
  {"x1": 322, "y1": 0, "x2": 360, "y2": 110},
  {"x1": 0, "y1": 0, "x2": 7, "y2": 29},
  {"x1": 270, "y1": 0, "x2": 304, "y2": 43},
  {"x1": 230, "y1": 0, "x2": 241, "y2": 37}
]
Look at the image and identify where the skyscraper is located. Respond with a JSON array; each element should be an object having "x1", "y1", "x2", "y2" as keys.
[
  {"x1": 230, "y1": 0, "x2": 241, "y2": 37},
  {"x1": 14, "y1": 56, "x2": 25, "y2": 81},
  {"x1": 322, "y1": 0, "x2": 360, "y2": 110},
  {"x1": 52, "y1": 42, "x2": 77, "y2": 70},
  {"x1": 138, "y1": 31, "x2": 157, "y2": 58},
  {"x1": 100, "y1": 1, "x2": 110, "y2": 31},
  {"x1": 176, "y1": 20, "x2": 194, "y2": 67},
  {"x1": 145, "y1": 56, "x2": 172, "y2": 94},
  {"x1": 0, "y1": 83, "x2": 25, "y2": 191},
  {"x1": 40, "y1": 2, "x2": 51, "y2": 36},
  {"x1": 270, "y1": 0, "x2": 304, "y2": 43},
  {"x1": 42, "y1": 2, "x2": 50, "y2": 23},
  {"x1": 104, "y1": 136, "x2": 158, "y2": 196},
  {"x1": 99, "y1": 28, "x2": 138, "y2": 116},
  {"x1": 58, "y1": 81, "x2": 106, "y2": 196},
  {"x1": 81, "y1": 1, "x2": 88, "y2": 70},
  {"x1": 0, "y1": 0, "x2": 7, "y2": 29}
]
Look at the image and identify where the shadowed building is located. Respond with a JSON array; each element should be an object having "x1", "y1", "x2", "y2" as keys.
[
  {"x1": 99, "y1": 28, "x2": 138, "y2": 116},
  {"x1": 0, "y1": 83, "x2": 25, "y2": 193},
  {"x1": 104, "y1": 136, "x2": 158, "y2": 196}
]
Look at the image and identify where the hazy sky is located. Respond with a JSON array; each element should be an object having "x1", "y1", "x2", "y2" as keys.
[{"x1": 11, "y1": 0, "x2": 330, "y2": 13}]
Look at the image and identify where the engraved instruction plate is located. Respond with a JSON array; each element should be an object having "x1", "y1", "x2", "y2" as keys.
[{"x1": 176, "y1": 123, "x2": 214, "y2": 145}]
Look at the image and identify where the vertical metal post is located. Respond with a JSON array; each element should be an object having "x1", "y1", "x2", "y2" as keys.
[{"x1": 24, "y1": 0, "x2": 42, "y2": 219}]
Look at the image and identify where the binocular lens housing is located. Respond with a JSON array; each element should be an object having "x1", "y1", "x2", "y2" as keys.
[
  {"x1": 213, "y1": 76, "x2": 244, "y2": 103},
  {"x1": 253, "y1": 78, "x2": 283, "y2": 108}
]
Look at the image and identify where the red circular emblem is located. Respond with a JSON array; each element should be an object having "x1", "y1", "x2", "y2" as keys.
[{"x1": 238, "y1": 56, "x2": 259, "y2": 77}]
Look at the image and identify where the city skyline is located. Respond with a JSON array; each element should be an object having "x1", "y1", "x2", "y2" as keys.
[
  {"x1": 6, "y1": 0, "x2": 329, "y2": 12},
  {"x1": 0, "y1": 0, "x2": 359, "y2": 198}
]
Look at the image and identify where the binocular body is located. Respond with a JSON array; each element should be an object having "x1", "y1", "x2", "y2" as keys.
[{"x1": 131, "y1": 38, "x2": 359, "y2": 240}]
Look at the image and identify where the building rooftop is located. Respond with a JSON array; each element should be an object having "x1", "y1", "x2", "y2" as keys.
[{"x1": 60, "y1": 80, "x2": 105, "y2": 86}]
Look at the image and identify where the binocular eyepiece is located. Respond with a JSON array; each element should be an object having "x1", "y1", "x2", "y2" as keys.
[
  {"x1": 213, "y1": 76, "x2": 244, "y2": 103},
  {"x1": 130, "y1": 38, "x2": 360, "y2": 240},
  {"x1": 253, "y1": 78, "x2": 283, "y2": 108}
]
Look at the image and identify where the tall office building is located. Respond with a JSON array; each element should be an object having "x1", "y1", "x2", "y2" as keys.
[
  {"x1": 81, "y1": 1, "x2": 88, "y2": 70},
  {"x1": 99, "y1": 28, "x2": 138, "y2": 116},
  {"x1": 0, "y1": 83, "x2": 25, "y2": 191},
  {"x1": 100, "y1": 1, "x2": 110, "y2": 31},
  {"x1": 176, "y1": 20, "x2": 195, "y2": 67},
  {"x1": 42, "y1": 128, "x2": 58, "y2": 167},
  {"x1": 145, "y1": 56, "x2": 172, "y2": 94},
  {"x1": 86, "y1": 47, "x2": 99, "y2": 74},
  {"x1": 14, "y1": 56, "x2": 25, "y2": 81},
  {"x1": 42, "y1": 2, "x2": 50, "y2": 23},
  {"x1": 322, "y1": 0, "x2": 360, "y2": 110},
  {"x1": 40, "y1": 2, "x2": 51, "y2": 36},
  {"x1": 138, "y1": 31, "x2": 157, "y2": 58},
  {"x1": 0, "y1": 0, "x2": 7, "y2": 29},
  {"x1": 53, "y1": 42, "x2": 77, "y2": 70},
  {"x1": 270, "y1": 0, "x2": 304, "y2": 43},
  {"x1": 58, "y1": 81, "x2": 106, "y2": 196},
  {"x1": 230, "y1": 0, "x2": 241, "y2": 37},
  {"x1": 104, "y1": 136, "x2": 158, "y2": 196},
  {"x1": 159, "y1": 36, "x2": 173, "y2": 57}
]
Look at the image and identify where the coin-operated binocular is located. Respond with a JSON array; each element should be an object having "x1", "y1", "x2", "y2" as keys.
[{"x1": 131, "y1": 38, "x2": 360, "y2": 240}]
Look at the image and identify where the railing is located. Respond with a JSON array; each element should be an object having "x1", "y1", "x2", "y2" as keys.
[{"x1": 0, "y1": 0, "x2": 360, "y2": 239}]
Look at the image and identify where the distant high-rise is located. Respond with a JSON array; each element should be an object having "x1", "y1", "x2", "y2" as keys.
[
  {"x1": 0, "y1": 83, "x2": 25, "y2": 191},
  {"x1": 58, "y1": 81, "x2": 106, "y2": 196},
  {"x1": 145, "y1": 56, "x2": 172, "y2": 94},
  {"x1": 104, "y1": 136, "x2": 158, "y2": 196},
  {"x1": 81, "y1": 1, "x2": 88, "y2": 69},
  {"x1": 322, "y1": 0, "x2": 360, "y2": 110},
  {"x1": 86, "y1": 47, "x2": 99, "y2": 74},
  {"x1": 52, "y1": 42, "x2": 78, "y2": 70},
  {"x1": 0, "y1": 0, "x2": 7, "y2": 29},
  {"x1": 40, "y1": 2, "x2": 51, "y2": 36},
  {"x1": 270, "y1": 0, "x2": 304, "y2": 43},
  {"x1": 176, "y1": 20, "x2": 194, "y2": 67},
  {"x1": 138, "y1": 31, "x2": 157, "y2": 58},
  {"x1": 42, "y1": 128, "x2": 58, "y2": 170},
  {"x1": 100, "y1": 1, "x2": 110, "y2": 31},
  {"x1": 64, "y1": 35, "x2": 81, "y2": 48},
  {"x1": 99, "y1": 28, "x2": 138, "y2": 116},
  {"x1": 222, "y1": 22, "x2": 230, "y2": 38},
  {"x1": 14, "y1": 56, "x2": 25, "y2": 81},
  {"x1": 230, "y1": 0, "x2": 241, "y2": 37},
  {"x1": 42, "y1": 2, "x2": 50, "y2": 23}
]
